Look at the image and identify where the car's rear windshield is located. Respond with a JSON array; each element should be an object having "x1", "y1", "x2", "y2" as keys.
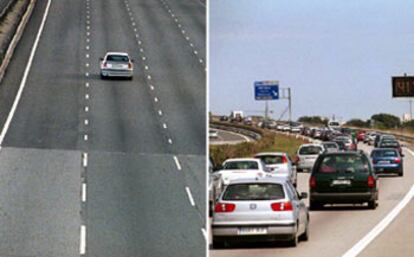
[
  {"x1": 256, "y1": 155, "x2": 284, "y2": 165},
  {"x1": 299, "y1": 146, "x2": 322, "y2": 155},
  {"x1": 107, "y1": 55, "x2": 129, "y2": 62},
  {"x1": 380, "y1": 141, "x2": 399, "y2": 147},
  {"x1": 371, "y1": 150, "x2": 398, "y2": 158},
  {"x1": 316, "y1": 154, "x2": 369, "y2": 173},
  {"x1": 323, "y1": 143, "x2": 338, "y2": 149},
  {"x1": 223, "y1": 161, "x2": 258, "y2": 170},
  {"x1": 222, "y1": 183, "x2": 285, "y2": 201}
]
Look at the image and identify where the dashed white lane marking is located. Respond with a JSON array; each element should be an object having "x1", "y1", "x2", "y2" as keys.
[
  {"x1": 140, "y1": 48, "x2": 144, "y2": 52},
  {"x1": 81, "y1": 183, "x2": 87, "y2": 202},
  {"x1": 144, "y1": 65, "x2": 149, "y2": 70},
  {"x1": 85, "y1": 94, "x2": 90, "y2": 100},
  {"x1": 158, "y1": 110, "x2": 163, "y2": 116},
  {"x1": 154, "y1": 97, "x2": 158, "y2": 102},
  {"x1": 85, "y1": 63, "x2": 89, "y2": 67},
  {"x1": 86, "y1": 45, "x2": 90, "y2": 50},
  {"x1": 85, "y1": 82, "x2": 89, "y2": 87},
  {"x1": 86, "y1": 38, "x2": 90, "y2": 43},
  {"x1": 80, "y1": 225, "x2": 86, "y2": 254},
  {"x1": 86, "y1": 31, "x2": 90, "y2": 36},
  {"x1": 86, "y1": 54, "x2": 90, "y2": 59},
  {"x1": 162, "y1": 123, "x2": 167, "y2": 129},
  {"x1": 82, "y1": 152, "x2": 88, "y2": 167},
  {"x1": 147, "y1": 75, "x2": 151, "y2": 80},
  {"x1": 0, "y1": 0, "x2": 52, "y2": 146},
  {"x1": 168, "y1": 138, "x2": 173, "y2": 144},
  {"x1": 84, "y1": 134, "x2": 88, "y2": 141},
  {"x1": 142, "y1": 56, "x2": 146, "y2": 61},
  {"x1": 201, "y1": 228, "x2": 207, "y2": 241},
  {"x1": 85, "y1": 106, "x2": 89, "y2": 112},
  {"x1": 84, "y1": 119, "x2": 89, "y2": 125},
  {"x1": 85, "y1": 72, "x2": 89, "y2": 77},
  {"x1": 185, "y1": 187, "x2": 195, "y2": 207},
  {"x1": 150, "y1": 85, "x2": 154, "y2": 90},
  {"x1": 173, "y1": 156, "x2": 182, "y2": 170}
]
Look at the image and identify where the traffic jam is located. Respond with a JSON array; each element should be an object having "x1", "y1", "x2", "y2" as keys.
[{"x1": 209, "y1": 121, "x2": 405, "y2": 249}]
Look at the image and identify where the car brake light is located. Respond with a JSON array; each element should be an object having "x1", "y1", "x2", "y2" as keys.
[
  {"x1": 103, "y1": 61, "x2": 107, "y2": 68},
  {"x1": 128, "y1": 62, "x2": 132, "y2": 69},
  {"x1": 271, "y1": 201, "x2": 293, "y2": 211},
  {"x1": 282, "y1": 155, "x2": 288, "y2": 164},
  {"x1": 309, "y1": 176, "x2": 317, "y2": 189},
  {"x1": 394, "y1": 158, "x2": 401, "y2": 164},
  {"x1": 367, "y1": 175, "x2": 375, "y2": 188},
  {"x1": 214, "y1": 203, "x2": 236, "y2": 213}
]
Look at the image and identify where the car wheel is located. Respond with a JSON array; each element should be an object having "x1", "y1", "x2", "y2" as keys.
[
  {"x1": 128, "y1": 76, "x2": 133, "y2": 81},
  {"x1": 212, "y1": 238, "x2": 226, "y2": 249},
  {"x1": 299, "y1": 219, "x2": 309, "y2": 241},
  {"x1": 368, "y1": 200, "x2": 377, "y2": 210},
  {"x1": 309, "y1": 201, "x2": 322, "y2": 211},
  {"x1": 398, "y1": 169, "x2": 403, "y2": 177},
  {"x1": 100, "y1": 74, "x2": 105, "y2": 80},
  {"x1": 287, "y1": 224, "x2": 299, "y2": 247}
]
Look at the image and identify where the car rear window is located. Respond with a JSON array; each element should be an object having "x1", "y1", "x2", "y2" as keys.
[
  {"x1": 256, "y1": 155, "x2": 284, "y2": 165},
  {"x1": 316, "y1": 154, "x2": 369, "y2": 173},
  {"x1": 299, "y1": 146, "x2": 322, "y2": 155},
  {"x1": 379, "y1": 141, "x2": 399, "y2": 147},
  {"x1": 323, "y1": 143, "x2": 338, "y2": 149},
  {"x1": 223, "y1": 161, "x2": 258, "y2": 170},
  {"x1": 371, "y1": 150, "x2": 398, "y2": 157},
  {"x1": 107, "y1": 55, "x2": 129, "y2": 62},
  {"x1": 222, "y1": 183, "x2": 285, "y2": 201}
]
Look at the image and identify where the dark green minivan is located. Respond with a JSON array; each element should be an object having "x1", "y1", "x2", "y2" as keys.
[{"x1": 309, "y1": 151, "x2": 378, "y2": 210}]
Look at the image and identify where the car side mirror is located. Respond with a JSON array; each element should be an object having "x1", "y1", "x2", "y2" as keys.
[
  {"x1": 300, "y1": 192, "x2": 308, "y2": 199},
  {"x1": 401, "y1": 154, "x2": 405, "y2": 157}
]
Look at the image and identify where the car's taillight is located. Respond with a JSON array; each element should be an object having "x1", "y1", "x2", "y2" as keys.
[
  {"x1": 282, "y1": 155, "x2": 288, "y2": 164},
  {"x1": 103, "y1": 61, "x2": 107, "y2": 68},
  {"x1": 271, "y1": 201, "x2": 293, "y2": 211},
  {"x1": 367, "y1": 175, "x2": 375, "y2": 188},
  {"x1": 128, "y1": 62, "x2": 132, "y2": 69},
  {"x1": 309, "y1": 176, "x2": 317, "y2": 189},
  {"x1": 394, "y1": 158, "x2": 401, "y2": 164},
  {"x1": 214, "y1": 203, "x2": 236, "y2": 213}
]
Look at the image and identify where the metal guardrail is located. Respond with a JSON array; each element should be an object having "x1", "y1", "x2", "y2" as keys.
[
  {"x1": 0, "y1": 0, "x2": 16, "y2": 20},
  {"x1": 210, "y1": 122, "x2": 262, "y2": 141}
]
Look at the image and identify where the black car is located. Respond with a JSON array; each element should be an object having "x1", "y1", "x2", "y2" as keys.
[{"x1": 309, "y1": 151, "x2": 379, "y2": 210}]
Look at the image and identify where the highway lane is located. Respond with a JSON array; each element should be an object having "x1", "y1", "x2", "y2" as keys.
[
  {"x1": 210, "y1": 142, "x2": 414, "y2": 257},
  {"x1": 210, "y1": 129, "x2": 252, "y2": 145},
  {"x1": 0, "y1": 0, "x2": 205, "y2": 256}
]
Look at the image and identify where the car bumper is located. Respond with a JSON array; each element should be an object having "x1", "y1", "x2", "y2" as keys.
[
  {"x1": 212, "y1": 223, "x2": 296, "y2": 238},
  {"x1": 311, "y1": 191, "x2": 378, "y2": 203},
  {"x1": 374, "y1": 165, "x2": 401, "y2": 174},
  {"x1": 101, "y1": 68, "x2": 133, "y2": 77}
]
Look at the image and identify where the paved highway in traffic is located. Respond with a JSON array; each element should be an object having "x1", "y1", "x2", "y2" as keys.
[
  {"x1": 210, "y1": 142, "x2": 414, "y2": 257},
  {"x1": 0, "y1": 0, "x2": 205, "y2": 256},
  {"x1": 210, "y1": 129, "x2": 252, "y2": 145}
]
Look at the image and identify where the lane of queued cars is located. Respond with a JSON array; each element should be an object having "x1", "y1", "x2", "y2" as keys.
[{"x1": 209, "y1": 122, "x2": 407, "y2": 249}]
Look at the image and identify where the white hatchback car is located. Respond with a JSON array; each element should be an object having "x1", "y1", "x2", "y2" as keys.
[
  {"x1": 100, "y1": 52, "x2": 133, "y2": 79},
  {"x1": 296, "y1": 144, "x2": 324, "y2": 172},
  {"x1": 254, "y1": 152, "x2": 297, "y2": 187}
]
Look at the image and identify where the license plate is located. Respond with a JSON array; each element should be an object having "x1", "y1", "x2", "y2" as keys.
[
  {"x1": 238, "y1": 227, "x2": 268, "y2": 235},
  {"x1": 378, "y1": 161, "x2": 390, "y2": 164},
  {"x1": 332, "y1": 180, "x2": 351, "y2": 186}
]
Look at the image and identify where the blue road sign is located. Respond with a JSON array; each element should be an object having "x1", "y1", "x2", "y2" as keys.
[{"x1": 254, "y1": 81, "x2": 279, "y2": 100}]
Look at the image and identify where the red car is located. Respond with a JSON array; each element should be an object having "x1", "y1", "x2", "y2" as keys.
[{"x1": 357, "y1": 130, "x2": 366, "y2": 142}]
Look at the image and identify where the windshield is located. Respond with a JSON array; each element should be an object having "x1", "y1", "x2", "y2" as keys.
[
  {"x1": 379, "y1": 141, "x2": 399, "y2": 148},
  {"x1": 323, "y1": 143, "x2": 338, "y2": 149},
  {"x1": 222, "y1": 183, "x2": 285, "y2": 201},
  {"x1": 371, "y1": 150, "x2": 398, "y2": 158},
  {"x1": 299, "y1": 146, "x2": 322, "y2": 155},
  {"x1": 316, "y1": 154, "x2": 369, "y2": 173},
  {"x1": 223, "y1": 161, "x2": 259, "y2": 170},
  {"x1": 106, "y1": 55, "x2": 129, "y2": 62},
  {"x1": 256, "y1": 155, "x2": 285, "y2": 165}
]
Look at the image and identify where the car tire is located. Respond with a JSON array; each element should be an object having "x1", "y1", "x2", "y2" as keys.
[
  {"x1": 128, "y1": 76, "x2": 133, "y2": 81},
  {"x1": 398, "y1": 169, "x2": 403, "y2": 177},
  {"x1": 309, "y1": 201, "x2": 322, "y2": 211},
  {"x1": 299, "y1": 219, "x2": 309, "y2": 241},
  {"x1": 287, "y1": 224, "x2": 299, "y2": 247},
  {"x1": 100, "y1": 74, "x2": 106, "y2": 80},
  {"x1": 212, "y1": 238, "x2": 226, "y2": 249},
  {"x1": 368, "y1": 200, "x2": 377, "y2": 210}
]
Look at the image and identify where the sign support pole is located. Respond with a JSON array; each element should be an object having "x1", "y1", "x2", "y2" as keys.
[{"x1": 288, "y1": 88, "x2": 292, "y2": 123}]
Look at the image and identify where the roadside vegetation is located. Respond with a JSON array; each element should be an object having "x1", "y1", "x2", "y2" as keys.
[{"x1": 210, "y1": 128, "x2": 309, "y2": 165}]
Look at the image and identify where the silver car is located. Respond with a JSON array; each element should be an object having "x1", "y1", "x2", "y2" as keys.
[
  {"x1": 100, "y1": 52, "x2": 133, "y2": 79},
  {"x1": 254, "y1": 152, "x2": 297, "y2": 187},
  {"x1": 212, "y1": 177, "x2": 309, "y2": 248},
  {"x1": 296, "y1": 144, "x2": 323, "y2": 172}
]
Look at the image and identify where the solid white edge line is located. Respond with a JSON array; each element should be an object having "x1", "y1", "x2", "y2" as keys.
[
  {"x1": 201, "y1": 228, "x2": 207, "y2": 241},
  {"x1": 185, "y1": 186, "x2": 195, "y2": 207},
  {"x1": 0, "y1": 0, "x2": 52, "y2": 146},
  {"x1": 173, "y1": 155, "x2": 182, "y2": 170},
  {"x1": 80, "y1": 225, "x2": 86, "y2": 254},
  {"x1": 404, "y1": 147, "x2": 414, "y2": 156},
  {"x1": 81, "y1": 183, "x2": 87, "y2": 202},
  {"x1": 342, "y1": 185, "x2": 414, "y2": 257}
]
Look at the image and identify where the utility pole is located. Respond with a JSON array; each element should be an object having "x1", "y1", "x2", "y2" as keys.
[
  {"x1": 264, "y1": 100, "x2": 269, "y2": 122},
  {"x1": 287, "y1": 88, "x2": 292, "y2": 123},
  {"x1": 404, "y1": 73, "x2": 413, "y2": 120}
]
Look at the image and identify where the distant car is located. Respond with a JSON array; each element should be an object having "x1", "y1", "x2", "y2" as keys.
[
  {"x1": 333, "y1": 136, "x2": 357, "y2": 151},
  {"x1": 309, "y1": 151, "x2": 379, "y2": 210},
  {"x1": 212, "y1": 177, "x2": 309, "y2": 248},
  {"x1": 378, "y1": 140, "x2": 403, "y2": 156},
  {"x1": 254, "y1": 152, "x2": 297, "y2": 186},
  {"x1": 219, "y1": 116, "x2": 229, "y2": 122},
  {"x1": 100, "y1": 52, "x2": 133, "y2": 79},
  {"x1": 370, "y1": 148, "x2": 403, "y2": 176},
  {"x1": 209, "y1": 129, "x2": 219, "y2": 139},
  {"x1": 321, "y1": 142, "x2": 339, "y2": 153},
  {"x1": 296, "y1": 144, "x2": 324, "y2": 172},
  {"x1": 211, "y1": 158, "x2": 268, "y2": 201},
  {"x1": 356, "y1": 130, "x2": 366, "y2": 142}
]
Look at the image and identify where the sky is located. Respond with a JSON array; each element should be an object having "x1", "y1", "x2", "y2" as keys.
[{"x1": 209, "y1": 0, "x2": 414, "y2": 122}]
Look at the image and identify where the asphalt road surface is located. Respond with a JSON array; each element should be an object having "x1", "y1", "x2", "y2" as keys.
[
  {"x1": 210, "y1": 142, "x2": 414, "y2": 257},
  {"x1": 210, "y1": 129, "x2": 252, "y2": 145},
  {"x1": 0, "y1": 0, "x2": 205, "y2": 256}
]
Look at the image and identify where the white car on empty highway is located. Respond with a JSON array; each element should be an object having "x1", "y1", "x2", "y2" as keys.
[{"x1": 100, "y1": 52, "x2": 133, "y2": 79}]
